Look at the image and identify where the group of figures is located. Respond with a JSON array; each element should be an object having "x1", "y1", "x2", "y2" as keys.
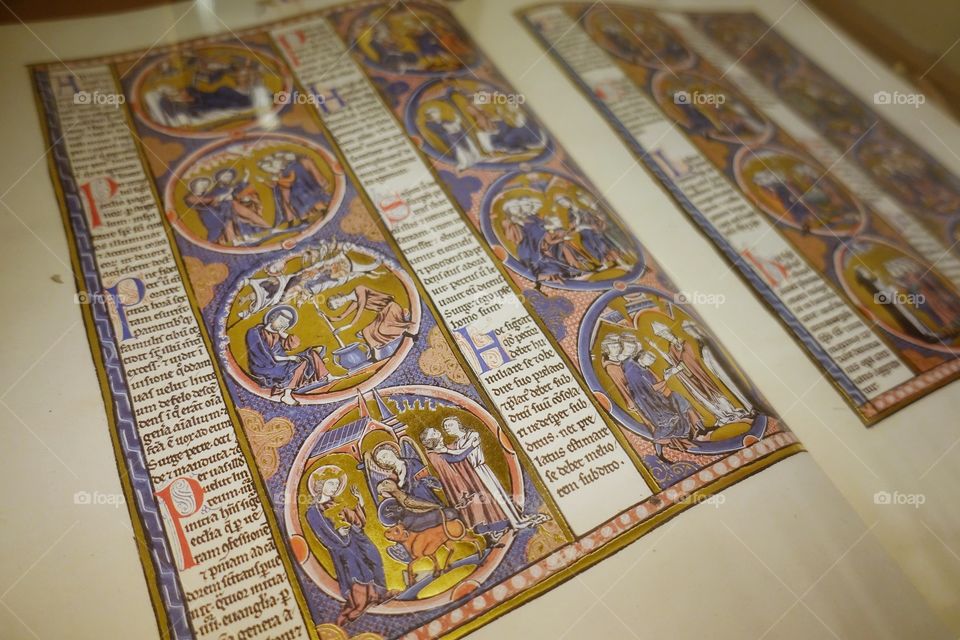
[
  {"x1": 171, "y1": 135, "x2": 339, "y2": 251},
  {"x1": 588, "y1": 6, "x2": 695, "y2": 70},
  {"x1": 656, "y1": 72, "x2": 773, "y2": 145},
  {"x1": 579, "y1": 6, "x2": 960, "y2": 355},
  {"x1": 413, "y1": 79, "x2": 549, "y2": 170},
  {"x1": 134, "y1": 45, "x2": 287, "y2": 134},
  {"x1": 484, "y1": 171, "x2": 643, "y2": 289},
  {"x1": 583, "y1": 288, "x2": 764, "y2": 460},
  {"x1": 858, "y1": 134, "x2": 960, "y2": 218},
  {"x1": 841, "y1": 241, "x2": 960, "y2": 345},
  {"x1": 739, "y1": 148, "x2": 865, "y2": 235},
  {"x1": 291, "y1": 391, "x2": 547, "y2": 625},
  {"x1": 351, "y1": 2, "x2": 477, "y2": 74},
  {"x1": 224, "y1": 241, "x2": 420, "y2": 404},
  {"x1": 586, "y1": 8, "x2": 775, "y2": 148}
]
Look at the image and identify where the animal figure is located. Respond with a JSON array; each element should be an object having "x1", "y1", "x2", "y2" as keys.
[
  {"x1": 383, "y1": 516, "x2": 483, "y2": 587},
  {"x1": 377, "y1": 478, "x2": 484, "y2": 587}
]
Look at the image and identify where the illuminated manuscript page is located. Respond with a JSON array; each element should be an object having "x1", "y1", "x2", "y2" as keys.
[
  {"x1": 0, "y1": 0, "x2": 955, "y2": 639},
  {"x1": 513, "y1": 0, "x2": 960, "y2": 629}
]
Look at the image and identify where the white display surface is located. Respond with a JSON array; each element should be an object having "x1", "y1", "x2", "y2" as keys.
[{"x1": 0, "y1": 0, "x2": 957, "y2": 638}]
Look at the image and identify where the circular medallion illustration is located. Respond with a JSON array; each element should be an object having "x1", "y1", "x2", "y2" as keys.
[
  {"x1": 349, "y1": 1, "x2": 477, "y2": 75},
  {"x1": 857, "y1": 131, "x2": 960, "y2": 216},
  {"x1": 407, "y1": 78, "x2": 550, "y2": 170},
  {"x1": 584, "y1": 6, "x2": 695, "y2": 71},
  {"x1": 779, "y1": 72, "x2": 876, "y2": 140},
  {"x1": 694, "y1": 15, "x2": 798, "y2": 79},
  {"x1": 835, "y1": 237, "x2": 960, "y2": 350},
  {"x1": 218, "y1": 241, "x2": 421, "y2": 405},
  {"x1": 735, "y1": 146, "x2": 866, "y2": 236},
  {"x1": 653, "y1": 70, "x2": 773, "y2": 145},
  {"x1": 165, "y1": 133, "x2": 345, "y2": 253},
  {"x1": 130, "y1": 45, "x2": 290, "y2": 136},
  {"x1": 480, "y1": 170, "x2": 643, "y2": 290},
  {"x1": 579, "y1": 286, "x2": 767, "y2": 456},
  {"x1": 285, "y1": 386, "x2": 548, "y2": 619}
]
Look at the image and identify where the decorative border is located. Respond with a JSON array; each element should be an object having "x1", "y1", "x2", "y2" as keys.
[{"x1": 33, "y1": 70, "x2": 193, "y2": 640}]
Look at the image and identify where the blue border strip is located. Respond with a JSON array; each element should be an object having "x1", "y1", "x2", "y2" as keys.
[{"x1": 36, "y1": 70, "x2": 194, "y2": 640}]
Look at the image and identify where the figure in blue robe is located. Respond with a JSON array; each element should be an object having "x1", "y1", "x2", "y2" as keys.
[
  {"x1": 761, "y1": 180, "x2": 817, "y2": 229},
  {"x1": 184, "y1": 176, "x2": 239, "y2": 244},
  {"x1": 424, "y1": 118, "x2": 476, "y2": 164},
  {"x1": 622, "y1": 356, "x2": 698, "y2": 460},
  {"x1": 370, "y1": 39, "x2": 417, "y2": 70},
  {"x1": 569, "y1": 203, "x2": 623, "y2": 268},
  {"x1": 675, "y1": 99, "x2": 716, "y2": 135},
  {"x1": 489, "y1": 118, "x2": 542, "y2": 153},
  {"x1": 184, "y1": 84, "x2": 251, "y2": 113},
  {"x1": 271, "y1": 155, "x2": 330, "y2": 226},
  {"x1": 414, "y1": 30, "x2": 445, "y2": 57},
  {"x1": 287, "y1": 156, "x2": 329, "y2": 219},
  {"x1": 245, "y1": 307, "x2": 329, "y2": 400},
  {"x1": 306, "y1": 500, "x2": 386, "y2": 625},
  {"x1": 184, "y1": 190, "x2": 228, "y2": 243},
  {"x1": 373, "y1": 445, "x2": 452, "y2": 534},
  {"x1": 515, "y1": 215, "x2": 579, "y2": 282}
]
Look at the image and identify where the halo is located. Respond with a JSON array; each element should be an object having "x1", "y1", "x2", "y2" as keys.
[
  {"x1": 214, "y1": 167, "x2": 236, "y2": 182},
  {"x1": 188, "y1": 176, "x2": 211, "y2": 193},
  {"x1": 307, "y1": 465, "x2": 346, "y2": 498},
  {"x1": 370, "y1": 440, "x2": 400, "y2": 463},
  {"x1": 264, "y1": 304, "x2": 297, "y2": 327}
]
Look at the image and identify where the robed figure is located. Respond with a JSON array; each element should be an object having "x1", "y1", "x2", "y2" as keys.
[
  {"x1": 272, "y1": 154, "x2": 330, "y2": 225},
  {"x1": 420, "y1": 427, "x2": 509, "y2": 535},
  {"x1": 326, "y1": 285, "x2": 415, "y2": 354},
  {"x1": 245, "y1": 306, "x2": 330, "y2": 404},
  {"x1": 306, "y1": 470, "x2": 387, "y2": 625}
]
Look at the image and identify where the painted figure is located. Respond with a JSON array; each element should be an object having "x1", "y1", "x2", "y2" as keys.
[
  {"x1": 557, "y1": 194, "x2": 630, "y2": 270},
  {"x1": 305, "y1": 467, "x2": 387, "y2": 626},
  {"x1": 477, "y1": 103, "x2": 544, "y2": 155},
  {"x1": 681, "y1": 320, "x2": 755, "y2": 415},
  {"x1": 258, "y1": 151, "x2": 331, "y2": 226},
  {"x1": 326, "y1": 285, "x2": 415, "y2": 357},
  {"x1": 419, "y1": 426, "x2": 510, "y2": 538},
  {"x1": 648, "y1": 322, "x2": 746, "y2": 425},
  {"x1": 601, "y1": 333, "x2": 706, "y2": 460},
  {"x1": 438, "y1": 417, "x2": 541, "y2": 529},
  {"x1": 423, "y1": 106, "x2": 482, "y2": 170},
  {"x1": 147, "y1": 54, "x2": 267, "y2": 128},
  {"x1": 245, "y1": 305, "x2": 330, "y2": 404},
  {"x1": 500, "y1": 197, "x2": 582, "y2": 284},
  {"x1": 856, "y1": 264, "x2": 960, "y2": 341},
  {"x1": 183, "y1": 169, "x2": 269, "y2": 245}
]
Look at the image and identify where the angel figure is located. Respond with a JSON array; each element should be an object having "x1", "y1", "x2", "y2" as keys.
[{"x1": 364, "y1": 439, "x2": 454, "y2": 564}]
